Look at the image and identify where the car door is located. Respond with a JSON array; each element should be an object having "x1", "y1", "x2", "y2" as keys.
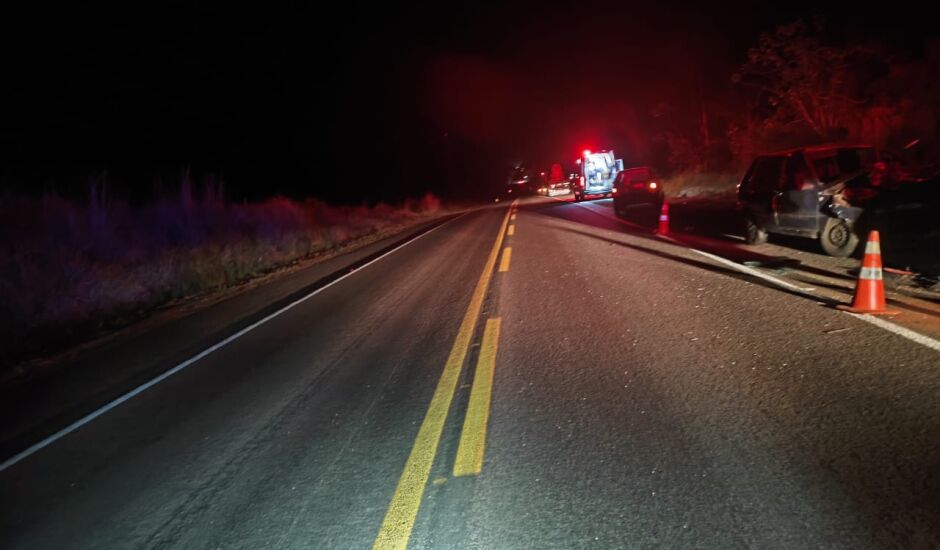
[
  {"x1": 774, "y1": 153, "x2": 821, "y2": 234},
  {"x1": 739, "y1": 156, "x2": 785, "y2": 230}
]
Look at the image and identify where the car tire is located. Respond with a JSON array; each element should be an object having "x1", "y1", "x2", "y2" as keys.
[
  {"x1": 744, "y1": 217, "x2": 768, "y2": 245},
  {"x1": 820, "y1": 217, "x2": 860, "y2": 257}
]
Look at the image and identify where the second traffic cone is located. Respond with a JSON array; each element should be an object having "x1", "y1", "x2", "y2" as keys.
[
  {"x1": 837, "y1": 230, "x2": 898, "y2": 315},
  {"x1": 657, "y1": 200, "x2": 670, "y2": 235}
]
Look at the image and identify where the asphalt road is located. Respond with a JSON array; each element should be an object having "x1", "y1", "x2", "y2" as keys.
[{"x1": 3, "y1": 196, "x2": 940, "y2": 549}]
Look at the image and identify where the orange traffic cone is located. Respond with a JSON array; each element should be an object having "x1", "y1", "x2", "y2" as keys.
[
  {"x1": 837, "y1": 230, "x2": 898, "y2": 315},
  {"x1": 657, "y1": 200, "x2": 670, "y2": 235}
]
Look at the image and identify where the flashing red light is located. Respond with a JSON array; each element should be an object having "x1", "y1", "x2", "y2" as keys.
[
  {"x1": 649, "y1": 182, "x2": 658, "y2": 190},
  {"x1": 583, "y1": 149, "x2": 592, "y2": 156},
  {"x1": 612, "y1": 187, "x2": 618, "y2": 194}
]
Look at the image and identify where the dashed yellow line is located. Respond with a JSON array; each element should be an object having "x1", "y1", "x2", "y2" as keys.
[
  {"x1": 510, "y1": 213, "x2": 517, "y2": 221},
  {"x1": 372, "y1": 200, "x2": 515, "y2": 550},
  {"x1": 453, "y1": 317, "x2": 501, "y2": 476},
  {"x1": 498, "y1": 247, "x2": 512, "y2": 272},
  {"x1": 507, "y1": 225, "x2": 515, "y2": 236}
]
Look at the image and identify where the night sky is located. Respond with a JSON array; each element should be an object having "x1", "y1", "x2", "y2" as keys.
[{"x1": 1, "y1": 1, "x2": 936, "y2": 203}]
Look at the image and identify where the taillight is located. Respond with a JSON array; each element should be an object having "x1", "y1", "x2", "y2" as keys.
[{"x1": 648, "y1": 182, "x2": 658, "y2": 190}]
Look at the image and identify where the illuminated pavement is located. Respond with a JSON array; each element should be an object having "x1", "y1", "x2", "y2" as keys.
[{"x1": 2, "y1": 197, "x2": 940, "y2": 549}]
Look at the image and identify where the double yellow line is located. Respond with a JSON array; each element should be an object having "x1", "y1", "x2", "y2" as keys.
[
  {"x1": 373, "y1": 201, "x2": 516, "y2": 550},
  {"x1": 452, "y1": 317, "x2": 501, "y2": 476}
]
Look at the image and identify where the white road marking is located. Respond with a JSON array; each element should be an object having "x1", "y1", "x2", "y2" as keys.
[
  {"x1": 566, "y1": 198, "x2": 649, "y2": 232},
  {"x1": 0, "y1": 213, "x2": 469, "y2": 473},
  {"x1": 689, "y1": 249, "x2": 816, "y2": 293},
  {"x1": 688, "y1": 242, "x2": 940, "y2": 356},
  {"x1": 848, "y1": 313, "x2": 940, "y2": 353},
  {"x1": 562, "y1": 198, "x2": 940, "y2": 355},
  {"x1": 559, "y1": 196, "x2": 940, "y2": 355},
  {"x1": 564, "y1": 198, "x2": 817, "y2": 293}
]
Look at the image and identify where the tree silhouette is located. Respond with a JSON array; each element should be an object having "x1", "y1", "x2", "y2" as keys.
[{"x1": 732, "y1": 18, "x2": 874, "y2": 142}]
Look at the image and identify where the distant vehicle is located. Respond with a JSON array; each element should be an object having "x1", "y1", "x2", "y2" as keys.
[
  {"x1": 573, "y1": 150, "x2": 623, "y2": 202},
  {"x1": 612, "y1": 166, "x2": 664, "y2": 216},
  {"x1": 545, "y1": 179, "x2": 571, "y2": 196},
  {"x1": 501, "y1": 182, "x2": 529, "y2": 199},
  {"x1": 737, "y1": 144, "x2": 879, "y2": 256},
  {"x1": 505, "y1": 165, "x2": 538, "y2": 197},
  {"x1": 537, "y1": 179, "x2": 571, "y2": 196},
  {"x1": 539, "y1": 163, "x2": 572, "y2": 196}
]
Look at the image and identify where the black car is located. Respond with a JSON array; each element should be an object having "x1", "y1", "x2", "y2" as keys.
[
  {"x1": 737, "y1": 144, "x2": 878, "y2": 257},
  {"x1": 504, "y1": 165, "x2": 540, "y2": 196},
  {"x1": 612, "y1": 166, "x2": 665, "y2": 217}
]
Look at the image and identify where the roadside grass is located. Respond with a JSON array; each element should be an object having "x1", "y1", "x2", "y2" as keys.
[{"x1": 0, "y1": 186, "x2": 447, "y2": 369}]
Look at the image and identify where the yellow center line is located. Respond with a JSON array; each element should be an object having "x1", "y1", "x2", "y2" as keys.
[
  {"x1": 507, "y1": 225, "x2": 515, "y2": 236},
  {"x1": 373, "y1": 200, "x2": 516, "y2": 550},
  {"x1": 498, "y1": 247, "x2": 512, "y2": 272},
  {"x1": 453, "y1": 317, "x2": 501, "y2": 476}
]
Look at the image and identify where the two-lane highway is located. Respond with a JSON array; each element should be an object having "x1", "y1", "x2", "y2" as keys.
[{"x1": 3, "y1": 196, "x2": 940, "y2": 549}]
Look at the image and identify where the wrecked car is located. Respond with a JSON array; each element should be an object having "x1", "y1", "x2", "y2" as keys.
[{"x1": 738, "y1": 144, "x2": 881, "y2": 256}]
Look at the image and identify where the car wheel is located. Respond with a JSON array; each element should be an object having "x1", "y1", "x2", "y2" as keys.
[
  {"x1": 744, "y1": 217, "x2": 768, "y2": 245},
  {"x1": 820, "y1": 217, "x2": 859, "y2": 257}
]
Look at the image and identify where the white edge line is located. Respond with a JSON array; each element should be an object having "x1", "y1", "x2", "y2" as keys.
[
  {"x1": 565, "y1": 197, "x2": 646, "y2": 232},
  {"x1": 0, "y1": 213, "x2": 469, "y2": 473},
  {"x1": 564, "y1": 198, "x2": 815, "y2": 293},
  {"x1": 561, "y1": 196, "x2": 940, "y2": 355},
  {"x1": 848, "y1": 313, "x2": 940, "y2": 353},
  {"x1": 689, "y1": 249, "x2": 816, "y2": 293}
]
